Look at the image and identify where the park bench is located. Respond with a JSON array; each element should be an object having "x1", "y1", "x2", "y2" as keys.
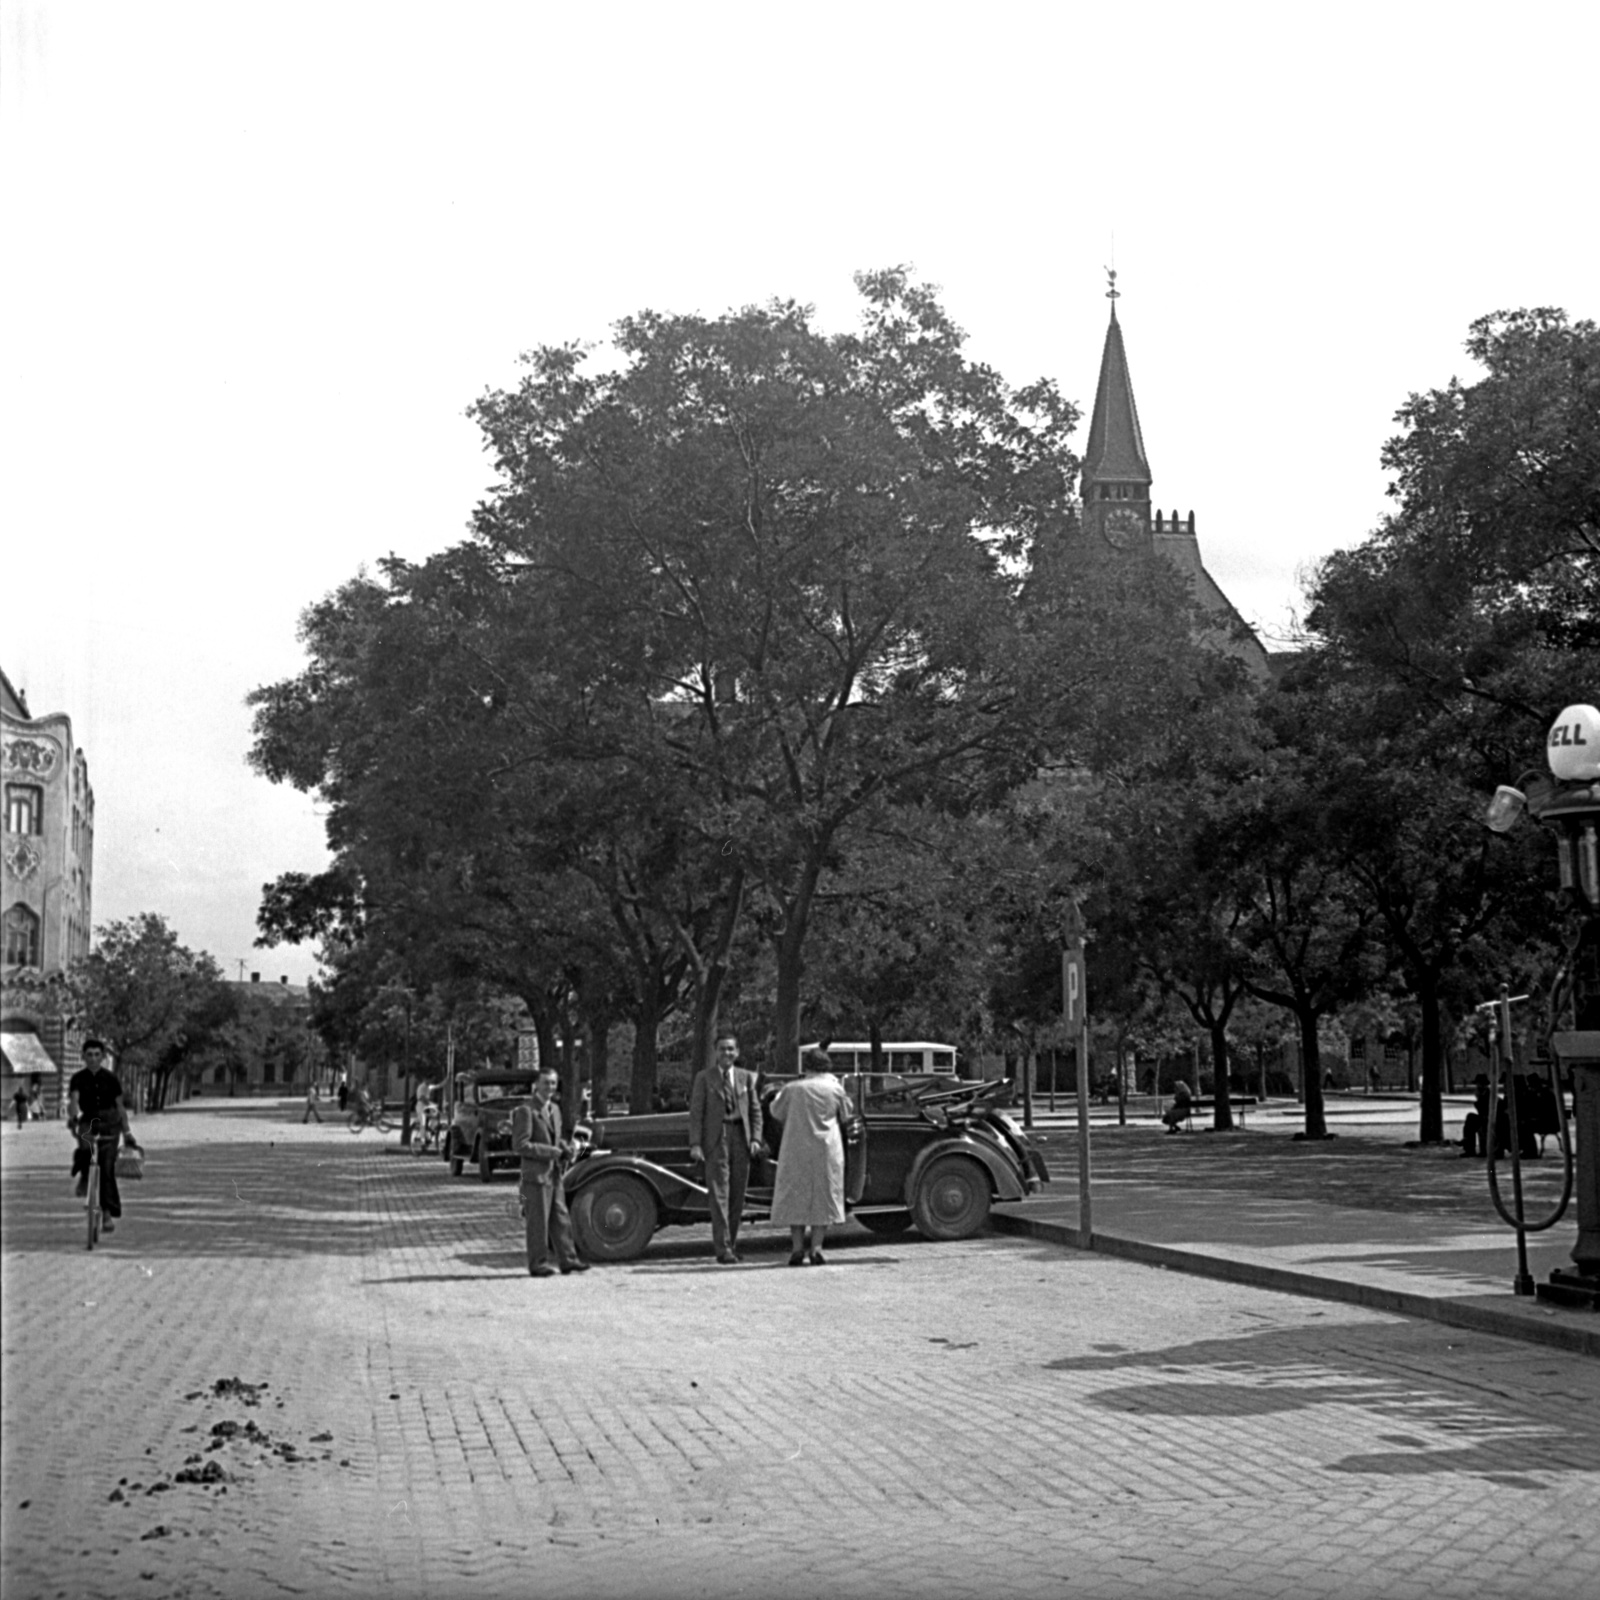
[{"x1": 1174, "y1": 1095, "x2": 1259, "y2": 1130}]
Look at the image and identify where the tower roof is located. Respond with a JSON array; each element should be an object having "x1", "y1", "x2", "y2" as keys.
[{"x1": 1082, "y1": 309, "x2": 1151, "y2": 486}]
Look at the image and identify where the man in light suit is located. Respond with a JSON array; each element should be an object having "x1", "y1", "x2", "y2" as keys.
[
  {"x1": 512, "y1": 1067, "x2": 589, "y2": 1278},
  {"x1": 689, "y1": 1036, "x2": 765, "y2": 1264}
]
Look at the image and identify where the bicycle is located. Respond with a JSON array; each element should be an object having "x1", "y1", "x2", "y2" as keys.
[
  {"x1": 346, "y1": 1098, "x2": 394, "y2": 1135},
  {"x1": 409, "y1": 1103, "x2": 442, "y2": 1156},
  {"x1": 78, "y1": 1114, "x2": 122, "y2": 1250}
]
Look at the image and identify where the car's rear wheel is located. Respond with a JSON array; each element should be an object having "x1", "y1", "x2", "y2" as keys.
[
  {"x1": 571, "y1": 1174, "x2": 657, "y2": 1261},
  {"x1": 448, "y1": 1136, "x2": 464, "y2": 1177},
  {"x1": 476, "y1": 1141, "x2": 494, "y2": 1182},
  {"x1": 911, "y1": 1156, "x2": 990, "y2": 1240},
  {"x1": 856, "y1": 1210, "x2": 913, "y2": 1238}
]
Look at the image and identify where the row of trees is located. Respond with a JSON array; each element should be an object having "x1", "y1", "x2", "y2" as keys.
[
  {"x1": 4, "y1": 913, "x2": 324, "y2": 1109},
  {"x1": 248, "y1": 280, "x2": 1597, "y2": 1138}
]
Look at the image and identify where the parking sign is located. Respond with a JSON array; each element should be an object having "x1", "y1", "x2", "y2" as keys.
[{"x1": 1062, "y1": 943, "x2": 1086, "y2": 1025}]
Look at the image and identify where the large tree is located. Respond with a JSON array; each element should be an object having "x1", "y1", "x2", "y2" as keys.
[
  {"x1": 252, "y1": 270, "x2": 1220, "y2": 1087},
  {"x1": 1303, "y1": 308, "x2": 1596, "y2": 1138}
]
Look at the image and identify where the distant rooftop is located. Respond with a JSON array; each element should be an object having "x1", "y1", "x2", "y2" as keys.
[{"x1": 229, "y1": 974, "x2": 311, "y2": 1004}]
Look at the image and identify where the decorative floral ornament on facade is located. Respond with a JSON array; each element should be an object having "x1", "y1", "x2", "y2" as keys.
[{"x1": 3, "y1": 738, "x2": 60, "y2": 776}]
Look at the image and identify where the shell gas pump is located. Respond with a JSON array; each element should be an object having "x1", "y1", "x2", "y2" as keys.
[{"x1": 1485, "y1": 703, "x2": 1600, "y2": 1306}]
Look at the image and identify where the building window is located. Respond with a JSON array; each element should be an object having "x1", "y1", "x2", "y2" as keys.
[
  {"x1": 262, "y1": 1060, "x2": 275, "y2": 1084},
  {"x1": 5, "y1": 786, "x2": 42, "y2": 835},
  {"x1": 3, "y1": 903, "x2": 41, "y2": 968}
]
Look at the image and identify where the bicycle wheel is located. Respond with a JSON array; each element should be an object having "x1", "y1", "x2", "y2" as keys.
[
  {"x1": 86, "y1": 1160, "x2": 100, "y2": 1251},
  {"x1": 346, "y1": 1112, "x2": 365, "y2": 1134},
  {"x1": 374, "y1": 1110, "x2": 394, "y2": 1133}
]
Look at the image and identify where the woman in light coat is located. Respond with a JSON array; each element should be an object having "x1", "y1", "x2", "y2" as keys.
[{"x1": 769, "y1": 1048, "x2": 851, "y2": 1265}]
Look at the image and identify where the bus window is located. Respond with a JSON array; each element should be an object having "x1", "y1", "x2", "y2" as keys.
[{"x1": 805, "y1": 1042, "x2": 958, "y2": 1076}]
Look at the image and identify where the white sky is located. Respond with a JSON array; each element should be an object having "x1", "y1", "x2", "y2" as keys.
[{"x1": 3, "y1": 0, "x2": 1596, "y2": 985}]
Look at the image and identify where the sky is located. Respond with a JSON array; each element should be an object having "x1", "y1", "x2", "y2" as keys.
[{"x1": 3, "y1": 0, "x2": 1596, "y2": 986}]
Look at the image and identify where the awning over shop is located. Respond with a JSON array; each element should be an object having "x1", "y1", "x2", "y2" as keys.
[{"x1": 0, "y1": 1031, "x2": 59, "y2": 1078}]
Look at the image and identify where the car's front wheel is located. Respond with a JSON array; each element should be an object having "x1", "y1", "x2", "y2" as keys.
[
  {"x1": 448, "y1": 1136, "x2": 464, "y2": 1177},
  {"x1": 476, "y1": 1141, "x2": 494, "y2": 1182},
  {"x1": 570, "y1": 1174, "x2": 657, "y2": 1261},
  {"x1": 912, "y1": 1155, "x2": 991, "y2": 1240}
]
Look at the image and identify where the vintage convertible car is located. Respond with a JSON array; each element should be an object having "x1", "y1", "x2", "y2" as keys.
[
  {"x1": 563, "y1": 1073, "x2": 1049, "y2": 1260},
  {"x1": 445, "y1": 1070, "x2": 539, "y2": 1180}
]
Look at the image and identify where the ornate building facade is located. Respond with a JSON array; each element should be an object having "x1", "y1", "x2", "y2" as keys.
[
  {"x1": 1, "y1": 667, "x2": 96, "y2": 1113},
  {"x1": 1075, "y1": 282, "x2": 1272, "y2": 681}
]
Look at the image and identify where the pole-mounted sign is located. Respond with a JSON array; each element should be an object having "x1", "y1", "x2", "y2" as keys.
[{"x1": 1063, "y1": 937, "x2": 1092, "y2": 1247}]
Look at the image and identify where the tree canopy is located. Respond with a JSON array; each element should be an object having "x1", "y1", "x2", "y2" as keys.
[{"x1": 250, "y1": 270, "x2": 1227, "y2": 1094}]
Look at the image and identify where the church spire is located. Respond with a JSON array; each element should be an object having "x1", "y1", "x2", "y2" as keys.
[
  {"x1": 1080, "y1": 271, "x2": 1153, "y2": 555},
  {"x1": 1081, "y1": 270, "x2": 1151, "y2": 490}
]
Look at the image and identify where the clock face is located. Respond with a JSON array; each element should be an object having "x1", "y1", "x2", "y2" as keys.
[{"x1": 1103, "y1": 507, "x2": 1144, "y2": 549}]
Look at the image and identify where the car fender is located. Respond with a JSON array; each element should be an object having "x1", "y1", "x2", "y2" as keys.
[
  {"x1": 902, "y1": 1129, "x2": 1026, "y2": 1209},
  {"x1": 565, "y1": 1151, "x2": 706, "y2": 1214}
]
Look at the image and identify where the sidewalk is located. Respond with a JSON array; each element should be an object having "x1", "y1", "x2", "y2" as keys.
[{"x1": 994, "y1": 1102, "x2": 1597, "y2": 1358}]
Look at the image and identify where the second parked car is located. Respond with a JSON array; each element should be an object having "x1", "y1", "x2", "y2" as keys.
[{"x1": 446, "y1": 1070, "x2": 539, "y2": 1181}]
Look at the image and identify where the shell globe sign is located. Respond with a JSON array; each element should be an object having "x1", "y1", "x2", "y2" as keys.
[{"x1": 1548, "y1": 703, "x2": 1600, "y2": 783}]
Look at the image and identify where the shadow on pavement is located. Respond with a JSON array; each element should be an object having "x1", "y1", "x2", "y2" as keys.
[{"x1": 1040, "y1": 1319, "x2": 1600, "y2": 1481}]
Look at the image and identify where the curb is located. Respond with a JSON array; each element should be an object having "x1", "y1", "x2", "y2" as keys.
[{"x1": 989, "y1": 1212, "x2": 1600, "y2": 1360}]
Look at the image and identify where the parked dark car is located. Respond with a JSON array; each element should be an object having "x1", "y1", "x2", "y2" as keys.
[
  {"x1": 446, "y1": 1070, "x2": 539, "y2": 1180},
  {"x1": 563, "y1": 1072, "x2": 1049, "y2": 1260}
]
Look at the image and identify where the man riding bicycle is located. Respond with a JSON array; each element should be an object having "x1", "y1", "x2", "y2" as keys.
[{"x1": 68, "y1": 1038, "x2": 138, "y2": 1234}]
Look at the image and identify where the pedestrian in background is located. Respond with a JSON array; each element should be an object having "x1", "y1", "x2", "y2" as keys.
[
  {"x1": 337, "y1": 1076, "x2": 349, "y2": 1113},
  {"x1": 11, "y1": 1083, "x2": 27, "y2": 1128},
  {"x1": 302, "y1": 1080, "x2": 323, "y2": 1123},
  {"x1": 512, "y1": 1067, "x2": 588, "y2": 1278},
  {"x1": 769, "y1": 1048, "x2": 850, "y2": 1265},
  {"x1": 688, "y1": 1036, "x2": 764, "y2": 1264}
]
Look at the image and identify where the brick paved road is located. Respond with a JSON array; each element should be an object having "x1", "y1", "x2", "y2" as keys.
[{"x1": 3, "y1": 1105, "x2": 1597, "y2": 1600}]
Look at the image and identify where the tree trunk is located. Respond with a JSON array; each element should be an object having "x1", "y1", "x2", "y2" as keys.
[
  {"x1": 630, "y1": 976, "x2": 661, "y2": 1114},
  {"x1": 560, "y1": 1009, "x2": 578, "y2": 1128},
  {"x1": 1298, "y1": 1007, "x2": 1329, "y2": 1138},
  {"x1": 586, "y1": 1000, "x2": 610, "y2": 1121},
  {"x1": 689, "y1": 867, "x2": 746, "y2": 1082},
  {"x1": 1417, "y1": 982, "x2": 1446, "y2": 1143},
  {"x1": 530, "y1": 1004, "x2": 557, "y2": 1082},
  {"x1": 1208, "y1": 1022, "x2": 1234, "y2": 1130},
  {"x1": 771, "y1": 858, "x2": 824, "y2": 1079}
]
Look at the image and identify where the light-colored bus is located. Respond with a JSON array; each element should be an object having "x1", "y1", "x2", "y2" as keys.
[{"x1": 802, "y1": 1041, "x2": 959, "y2": 1076}]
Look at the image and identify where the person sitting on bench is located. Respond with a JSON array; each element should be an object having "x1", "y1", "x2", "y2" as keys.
[{"x1": 1162, "y1": 1080, "x2": 1194, "y2": 1134}]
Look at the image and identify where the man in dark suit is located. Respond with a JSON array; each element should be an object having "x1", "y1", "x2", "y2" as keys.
[
  {"x1": 512, "y1": 1067, "x2": 589, "y2": 1278},
  {"x1": 689, "y1": 1036, "x2": 765, "y2": 1264}
]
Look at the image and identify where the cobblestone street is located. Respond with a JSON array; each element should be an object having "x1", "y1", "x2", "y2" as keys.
[{"x1": 4, "y1": 1102, "x2": 1598, "y2": 1600}]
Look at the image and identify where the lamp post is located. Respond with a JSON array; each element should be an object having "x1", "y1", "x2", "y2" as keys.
[{"x1": 1487, "y1": 703, "x2": 1600, "y2": 1305}]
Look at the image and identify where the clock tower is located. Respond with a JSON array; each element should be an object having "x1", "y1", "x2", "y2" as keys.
[
  {"x1": 1069, "y1": 275, "x2": 1273, "y2": 681},
  {"x1": 1079, "y1": 271, "x2": 1153, "y2": 557}
]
